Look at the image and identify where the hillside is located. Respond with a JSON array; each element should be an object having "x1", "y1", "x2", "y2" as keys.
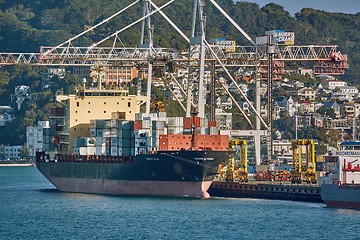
[{"x1": 0, "y1": 0, "x2": 360, "y2": 144}]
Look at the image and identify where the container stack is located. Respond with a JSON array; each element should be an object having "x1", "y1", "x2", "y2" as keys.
[
  {"x1": 73, "y1": 137, "x2": 95, "y2": 155},
  {"x1": 166, "y1": 117, "x2": 183, "y2": 134},
  {"x1": 74, "y1": 112, "x2": 223, "y2": 156}
]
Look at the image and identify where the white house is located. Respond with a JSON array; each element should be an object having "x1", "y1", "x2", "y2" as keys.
[
  {"x1": 331, "y1": 86, "x2": 359, "y2": 101},
  {"x1": 0, "y1": 106, "x2": 14, "y2": 126},
  {"x1": 322, "y1": 80, "x2": 347, "y2": 90},
  {"x1": 276, "y1": 96, "x2": 297, "y2": 116},
  {"x1": 215, "y1": 96, "x2": 232, "y2": 109}
]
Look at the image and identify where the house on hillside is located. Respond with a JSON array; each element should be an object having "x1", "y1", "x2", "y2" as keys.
[
  {"x1": 340, "y1": 102, "x2": 360, "y2": 119},
  {"x1": 276, "y1": 96, "x2": 297, "y2": 116},
  {"x1": 331, "y1": 86, "x2": 359, "y2": 101},
  {"x1": 215, "y1": 96, "x2": 232, "y2": 109},
  {"x1": 297, "y1": 87, "x2": 316, "y2": 101},
  {"x1": 0, "y1": 106, "x2": 14, "y2": 126},
  {"x1": 322, "y1": 79, "x2": 347, "y2": 90},
  {"x1": 322, "y1": 101, "x2": 341, "y2": 118},
  {"x1": 297, "y1": 100, "x2": 315, "y2": 114}
]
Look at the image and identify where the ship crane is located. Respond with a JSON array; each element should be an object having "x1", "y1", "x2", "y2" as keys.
[
  {"x1": 342, "y1": 159, "x2": 360, "y2": 184},
  {"x1": 0, "y1": 0, "x2": 349, "y2": 167}
]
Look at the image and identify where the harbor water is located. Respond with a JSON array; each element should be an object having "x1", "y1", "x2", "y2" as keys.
[{"x1": 0, "y1": 167, "x2": 359, "y2": 240}]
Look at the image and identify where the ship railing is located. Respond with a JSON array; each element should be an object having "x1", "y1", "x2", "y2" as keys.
[{"x1": 55, "y1": 154, "x2": 134, "y2": 164}]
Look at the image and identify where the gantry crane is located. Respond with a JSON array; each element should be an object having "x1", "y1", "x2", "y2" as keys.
[
  {"x1": 225, "y1": 139, "x2": 248, "y2": 182},
  {"x1": 0, "y1": 0, "x2": 348, "y2": 167},
  {"x1": 291, "y1": 139, "x2": 317, "y2": 184}
]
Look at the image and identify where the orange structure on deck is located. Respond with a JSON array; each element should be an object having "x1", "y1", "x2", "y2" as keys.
[{"x1": 159, "y1": 134, "x2": 228, "y2": 151}]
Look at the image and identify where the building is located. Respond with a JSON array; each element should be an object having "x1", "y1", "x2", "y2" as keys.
[
  {"x1": 322, "y1": 101, "x2": 341, "y2": 118},
  {"x1": 322, "y1": 79, "x2": 347, "y2": 90},
  {"x1": 297, "y1": 87, "x2": 316, "y2": 101},
  {"x1": 0, "y1": 106, "x2": 14, "y2": 126},
  {"x1": 276, "y1": 96, "x2": 297, "y2": 116},
  {"x1": 215, "y1": 96, "x2": 232, "y2": 109},
  {"x1": 331, "y1": 86, "x2": 359, "y2": 101},
  {"x1": 214, "y1": 108, "x2": 232, "y2": 130},
  {"x1": 42, "y1": 68, "x2": 66, "y2": 82},
  {"x1": 297, "y1": 100, "x2": 315, "y2": 114},
  {"x1": 4, "y1": 145, "x2": 23, "y2": 160},
  {"x1": 26, "y1": 121, "x2": 50, "y2": 158}
]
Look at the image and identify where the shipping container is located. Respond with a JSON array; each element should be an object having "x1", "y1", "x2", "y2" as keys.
[
  {"x1": 122, "y1": 129, "x2": 132, "y2": 138},
  {"x1": 152, "y1": 120, "x2": 165, "y2": 130},
  {"x1": 134, "y1": 120, "x2": 142, "y2": 130},
  {"x1": 110, "y1": 128, "x2": 118, "y2": 137},
  {"x1": 120, "y1": 121, "x2": 131, "y2": 130},
  {"x1": 90, "y1": 129, "x2": 96, "y2": 137},
  {"x1": 167, "y1": 117, "x2": 184, "y2": 127},
  {"x1": 102, "y1": 129, "x2": 110, "y2": 137},
  {"x1": 142, "y1": 119, "x2": 151, "y2": 129},
  {"x1": 121, "y1": 138, "x2": 131, "y2": 148},
  {"x1": 200, "y1": 118, "x2": 208, "y2": 128},
  {"x1": 110, "y1": 137, "x2": 118, "y2": 146},
  {"x1": 106, "y1": 147, "x2": 111, "y2": 156},
  {"x1": 134, "y1": 129, "x2": 150, "y2": 139},
  {"x1": 110, "y1": 119, "x2": 118, "y2": 128},
  {"x1": 111, "y1": 148, "x2": 118, "y2": 156},
  {"x1": 209, "y1": 127, "x2": 218, "y2": 135},
  {"x1": 167, "y1": 127, "x2": 183, "y2": 134},
  {"x1": 122, "y1": 147, "x2": 131, "y2": 157},
  {"x1": 96, "y1": 146, "x2": 106, "y2": 155},
  {"x1": 95, "y1": 137, "x2": 106, "y2": 146},
  {"x1": 159, "y1": 112, "x2": 167, "y2": 119}
]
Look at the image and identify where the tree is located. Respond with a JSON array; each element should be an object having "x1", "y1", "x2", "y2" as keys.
[
  {"x1": 316, "y1": 106, "x2": 336, "y2": 119},
  {"x1": 19, "y1": 143, "x2": 30, "y2": 160}
]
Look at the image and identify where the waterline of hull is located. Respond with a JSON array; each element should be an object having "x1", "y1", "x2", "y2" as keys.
[{"x1": 48, "y1": 177, "x2": 213, "y2": 198}]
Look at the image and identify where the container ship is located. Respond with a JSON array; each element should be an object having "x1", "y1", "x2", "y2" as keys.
[
  {"x1": 320, "y1": 141, "x2": 360, "y2": 209},
  {"x1": 36, "y1": 76, "x2": 231, "y2": 198}
]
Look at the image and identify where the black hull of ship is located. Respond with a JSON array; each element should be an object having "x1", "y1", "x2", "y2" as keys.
[{"x1": 36, "y1": 150, "x2": 230, "y2": 198}]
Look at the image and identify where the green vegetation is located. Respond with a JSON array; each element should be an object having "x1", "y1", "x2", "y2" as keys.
[{"x1": 0, "y1": 0, "x2": 360, "y2": 145}]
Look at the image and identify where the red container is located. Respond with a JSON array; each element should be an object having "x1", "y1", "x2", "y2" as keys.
[
  {"x1": 134, "y1": 120, "x2": 142, "y2": 130},
  {"x1": 183, "y1": 117, "x2": 192, "y2": 129},
  {"x1": 208, "y1": 121, "x2": 216, "y2": 127}
]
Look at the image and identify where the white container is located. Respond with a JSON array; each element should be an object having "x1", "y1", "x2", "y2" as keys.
[
  {"x1": 87, "y1": 146, "x2": 96, "y2": 155},
  {"x1": 200, "y1": 118, "x2": 208, "y2": 128},
  {"x1": 167, "y1": 127, "x2": 183, "y2": 134},
  {"x1": 142, "y1": 119, "x2": 151, "y2": 129},
  {"x1": 111, "y1": 148, "x2": 118, "y2": 156},
  {"x1": 159, "y1": 112, "x2": 166, "y2": 119},
  {"x1": 167, "y1": 117, "x2": 183, "y2": 127}
]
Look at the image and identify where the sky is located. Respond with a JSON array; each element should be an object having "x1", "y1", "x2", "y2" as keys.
[{"x1": 239, "y1": 0, "x2": 360, "y2": 15}]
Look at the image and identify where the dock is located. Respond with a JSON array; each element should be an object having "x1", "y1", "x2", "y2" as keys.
[{"x1": 209, "y1": 181, "x2": 323, "y2": 203}]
